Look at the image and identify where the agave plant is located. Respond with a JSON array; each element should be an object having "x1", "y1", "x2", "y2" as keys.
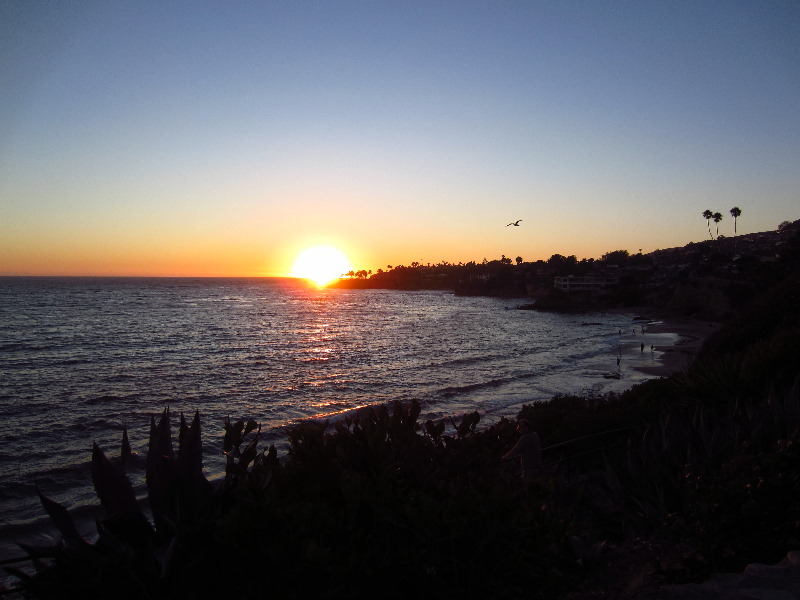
[{"x1": 6, "y1": 409, "x2": 276, "y2": 599}]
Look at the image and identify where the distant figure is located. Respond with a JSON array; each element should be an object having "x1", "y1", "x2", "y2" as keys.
[
  {"x1": 650, "y1": 345, "x2": 654, "y2": 352},
  {"x1": 502, "y1": 419, "x2": 542, "y2": 480},
  {"x1": 506, "y1": 220, "x2": 522, "y2": 227},
  {"x1": 641, "y1": 342, "x2": 645, "y2": 352},
  {"x1": 616, "y1": 356, "x2": 621, "y2": 368}
]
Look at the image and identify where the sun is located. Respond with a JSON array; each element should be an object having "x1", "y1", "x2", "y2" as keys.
[{"x1": 290, "y1": 246, "x2": 352, "y2": 286}]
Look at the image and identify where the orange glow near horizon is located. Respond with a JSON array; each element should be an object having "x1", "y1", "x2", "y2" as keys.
[{"x1": 289, "y1": 246, "x2": 353, "y2": 286}]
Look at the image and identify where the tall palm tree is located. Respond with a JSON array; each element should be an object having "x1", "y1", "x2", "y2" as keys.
[
  {"x1": 730, "y1": 206, "x2": 742, "y2": 236},
  {"x1": 702, "y1": 209, "x2": 714, "y2": 239},
  {"x1": 712, "y1": 212, "x2": 723, "y2": 239}
]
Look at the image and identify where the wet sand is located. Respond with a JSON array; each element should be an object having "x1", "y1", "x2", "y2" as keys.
[
  {"x1": 566, "y1": 310, "x2": 721, "y2": 398},
  {"x1": 615, "y1": 311, "x2": 720, "y2": 378},
  {"x1": 492, "y1": 311, "x2": 722, "y2": 406}
]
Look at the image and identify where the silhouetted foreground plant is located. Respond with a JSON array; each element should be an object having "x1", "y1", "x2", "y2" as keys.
[
  {"x1": 8, "y1": 373, "x2": 800, "y2": 597},
  {"x1": 5, "y1": 409, "x2": 279, "y2": 600},
  {"x1": 512, "y1": 373, "x2": 800, "y2": 581},
  {"x1": 215, "y1": 402, "x2": 576, "y2": 598},
  {"x1": 8, "y1": 403, "x2": 582, "y2": 599}
]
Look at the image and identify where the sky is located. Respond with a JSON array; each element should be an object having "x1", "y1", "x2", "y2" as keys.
[{"x1": 1, "y1": 1, "x2": 799, "y2": 277}]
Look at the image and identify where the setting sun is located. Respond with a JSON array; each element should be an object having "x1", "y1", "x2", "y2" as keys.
[{"x1": 290, "y1": 246, "x2": 352, "y2": 286}]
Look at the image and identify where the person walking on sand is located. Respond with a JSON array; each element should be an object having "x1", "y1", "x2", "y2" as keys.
[{"x1": 502, "y1": 419, "x2": 542, "y2": 480}]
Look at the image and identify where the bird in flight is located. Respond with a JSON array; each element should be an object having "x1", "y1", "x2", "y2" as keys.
[{"x1": 506, "y1": 220, "x2": 522, "y2": 227}]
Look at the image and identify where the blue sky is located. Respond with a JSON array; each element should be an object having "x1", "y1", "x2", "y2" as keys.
[{"x1": 1, "y1": 1, "x2": 798, "y2": 276}]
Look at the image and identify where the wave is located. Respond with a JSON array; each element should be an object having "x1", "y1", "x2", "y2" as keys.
[
  {"x1": 0, "y1": 341, "x2": 64, "y2": 353},
  {"x1": 438, "y1": 377, "x2": 514, "y2": 397},
  {"x1": 82, "y1": 394, "x2": 142, "y2": 405},
  {"x1": 429, "y1": 352, "x2": 515, "y2": 369}
]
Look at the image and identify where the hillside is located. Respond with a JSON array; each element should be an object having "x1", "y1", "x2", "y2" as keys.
[{"x1": 334, "y1": 220, "x2": 800, "y2": 321}]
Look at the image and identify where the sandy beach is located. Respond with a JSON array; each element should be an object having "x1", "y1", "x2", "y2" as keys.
[
  {"x1": 571, "y1": 309, "x2": 721, "y2": 397},
  {"x1": 618, "y1": 311, "x2": 720, "y2": 378}
]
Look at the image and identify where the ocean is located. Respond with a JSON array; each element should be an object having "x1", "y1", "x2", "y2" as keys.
[{"x1": 0, "y1": 276, "x2": 657, "y2": 561}]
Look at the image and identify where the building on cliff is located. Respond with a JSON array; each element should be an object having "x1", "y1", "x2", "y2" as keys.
[{"x1": 553, "y1": 272, "x2": 619, "y2": 292}]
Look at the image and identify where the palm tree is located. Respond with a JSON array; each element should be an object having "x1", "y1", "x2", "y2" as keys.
[
  {"x1": 702, "y1": 209, "x2": 714, "y2": 239},
  {"x1": 712, "y1": 212, "x2": 723, "y2": 239},
  {"x1": 730, "y1": 206, "x2": 742, "y2": 236}
]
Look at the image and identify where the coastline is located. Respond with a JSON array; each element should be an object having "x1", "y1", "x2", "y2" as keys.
[
  {"x1": 483, "y1": 309, "x2": 719, "y2": 419},
  {"x1": 615, "y1": 309, "x2": 719, "y2": 378},
  {"x1": 634, "y1": 316, "x2": 718, "y2": 376}
]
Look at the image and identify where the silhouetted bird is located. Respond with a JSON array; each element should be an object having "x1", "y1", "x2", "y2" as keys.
[{"x1": 507, "y1": 220, "x2": 522, "y2": 227}]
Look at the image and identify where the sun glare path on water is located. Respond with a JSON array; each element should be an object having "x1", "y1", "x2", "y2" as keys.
[{"x1": 290, "y1": 246, "x2": 352, "y2": 286}]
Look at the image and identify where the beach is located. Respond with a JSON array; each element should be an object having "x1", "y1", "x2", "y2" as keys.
[
  {"x1": 572, "y1": 310, "x2": 719, "y2": 396},
  {"x1": 628, "y1": 313, "x2": 719, "y2": 377}
]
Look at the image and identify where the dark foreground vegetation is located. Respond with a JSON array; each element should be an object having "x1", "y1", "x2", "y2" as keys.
[{"x1": 4, "y1": 230, "x2": 800, "y2": 599}]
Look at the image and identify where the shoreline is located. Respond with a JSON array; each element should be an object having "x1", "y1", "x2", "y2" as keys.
[
  {"x1": 480, "y1": 309, "x2": 719, "y2": 420},
  {"x1": 612, "y1": 308, "x2": 719, "y2": 378}
]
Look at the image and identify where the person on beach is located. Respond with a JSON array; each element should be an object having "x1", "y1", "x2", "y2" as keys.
[{"x1": 502, "y1": 419, "x2": 542, "y2": 480}]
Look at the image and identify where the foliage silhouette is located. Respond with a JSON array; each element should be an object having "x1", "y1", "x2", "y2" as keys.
[
  {"x1": 703, "y1": 209, "x2": 714, "y2": 239},
  {"x1": 730, "y1": 206, "x2": 742, "y2": 238},
  {"x1": 712, "y1": 211, "x2": 723, "y2": 239}
]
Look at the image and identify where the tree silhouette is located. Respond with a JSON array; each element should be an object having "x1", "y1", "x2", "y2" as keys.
[
  {"x1": 602, "y1": 249, "x2": 630, "y2": 265},
  {"x1": 702, "y1": 210, "x2": 714, "y2": 240},
  {"x1": 712, "y1": 212, "x2": 723, "y2": 239},
  {"x1": 730, "y1": 207, "x2": 742, "y2": 237}
]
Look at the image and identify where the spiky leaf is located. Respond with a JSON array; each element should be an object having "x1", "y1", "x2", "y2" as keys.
[
  {"x1": 35, "y1": 487, "x2": 87, "y2": 547},
  {"x1": 120, "y1": 426, "x2": 132, "y2": 470},
  {"x1": 91, "y1": 443, "x2": 141, "y2": 519}
]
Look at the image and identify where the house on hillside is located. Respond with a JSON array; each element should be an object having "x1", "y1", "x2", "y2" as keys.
[{"x1": 553, "y1": 272, "x2": 619, "y2": 292}]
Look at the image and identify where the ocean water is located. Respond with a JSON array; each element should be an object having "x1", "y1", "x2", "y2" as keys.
[{"x1": 0, "y1": 276, "x2": 654, "y2": 558}]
